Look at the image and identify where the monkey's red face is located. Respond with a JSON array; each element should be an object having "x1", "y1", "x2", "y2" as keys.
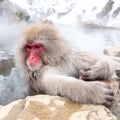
[{"x1": 25, "y1": 43, "x2": 44, "y2": 71}]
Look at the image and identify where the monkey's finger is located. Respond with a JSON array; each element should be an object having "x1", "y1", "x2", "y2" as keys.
[
  {"x1": 84, "y1": 68, "x2": 91, "y2": 71},
  {"x1": 106, "y1": 90, "x2": 115, "y2": 96},
  {"x1": 79, "y1": 70, "x2": 90, "y2": 77},
  {"x1": 105, "y1": 96, "x2": 114, "y2": 102},
  {"x1": 103, "y1": 101, "x2": 113, "y2": 107}
]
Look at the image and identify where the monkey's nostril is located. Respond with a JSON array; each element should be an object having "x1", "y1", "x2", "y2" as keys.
[
  {"x1": 29, "y1": 56, "x2": 34, "y2": 60},
  {"x1": 31, "y1": 56, "x2": 34, "y2": 59}
]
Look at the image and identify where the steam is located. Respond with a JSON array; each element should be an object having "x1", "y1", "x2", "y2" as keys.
[{"x1": 0, "y1": 16, "x2": 27, "y2": 52}]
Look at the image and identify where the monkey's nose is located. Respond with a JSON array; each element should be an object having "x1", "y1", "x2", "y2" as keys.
[
  {"x1": 29, "y1": 56, "x2": 34, "y2": 60},
  {"x1": 28, "y1": 54, "x2": 40, "y2": 67}
]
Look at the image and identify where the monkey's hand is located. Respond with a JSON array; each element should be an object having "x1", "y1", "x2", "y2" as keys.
[
  {"x1": 79, "y1": 60, "x2": 116, "y2": 80},
  {"x1": 79, "y1": 68, "x2": 94, "y2": 80},
  {"x1": 79, "y1": 63, "x2": 112, "y2": 80},
  {"x1": 83, "y1": 81, "x2": 115, "y2": 106}
]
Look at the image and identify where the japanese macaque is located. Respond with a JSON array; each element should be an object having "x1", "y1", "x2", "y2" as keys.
[{"x1": 15, "y1": 20, "x2": 120, "y2": 107}]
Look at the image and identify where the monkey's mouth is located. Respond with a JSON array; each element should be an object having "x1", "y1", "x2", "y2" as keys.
[{"x1": 27, "y1": 62, "x2": 42, "y2": 71}]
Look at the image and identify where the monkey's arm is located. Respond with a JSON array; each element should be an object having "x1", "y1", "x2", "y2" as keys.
[
  {"x1": 75, "y1": 52, "x2": 117, "y2": 80},
  {"x1": 40, "y1": 68, "x2": 114, "y2": 106}
]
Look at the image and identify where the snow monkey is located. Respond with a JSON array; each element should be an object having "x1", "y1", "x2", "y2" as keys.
[{"x1": 15, "y1": 20, "x2": 120, "y2": 108}]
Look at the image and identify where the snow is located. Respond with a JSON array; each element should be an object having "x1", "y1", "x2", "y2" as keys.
[
  {"x1": 9, "y1": 0, "x2": 29, "y2": 9},
  {"x1": 48, "y1": 10, "x2": 77, "y2": 25},
  {"x1": 9, "y1": 0, "x2": 120, "y2": 28}
]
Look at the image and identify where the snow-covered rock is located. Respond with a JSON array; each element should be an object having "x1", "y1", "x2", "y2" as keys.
[{"x1": 9, "y1": 0, "x2": 120, "y2": 27}]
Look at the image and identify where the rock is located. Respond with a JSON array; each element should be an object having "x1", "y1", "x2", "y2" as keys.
[
  {"x1": 112, "y1": 7, "x2": 120, "y2": 18},
  {"x1": 0, "y1": 67, "x2": 29, "y2": 105},
  {"x1": 0, "y1": 95, "x2": 117, "y2": 120},
  {"x1": 104, "y1": 47, "x2": 120, "y2": 57},
  {"x1": 96, "y1": 0, "x2": 114, "y2": 19},
  {"x1": 0, "y1": 58, "x2": 14, "y2": 76},
  {"x1": 0, "y1": 0, "x2": 30, "y2": 22}
]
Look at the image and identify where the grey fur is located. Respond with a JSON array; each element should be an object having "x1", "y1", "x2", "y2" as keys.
[{"x1": 15, "y1": 20, "x2": 120, "y2": 107}]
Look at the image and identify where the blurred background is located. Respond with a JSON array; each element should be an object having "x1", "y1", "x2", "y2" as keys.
[{"x1": 0, "y1": 0, "x2": 120, "y2": 105}]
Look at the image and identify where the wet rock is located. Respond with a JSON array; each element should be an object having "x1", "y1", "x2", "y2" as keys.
[
  {"x1": 104, "y1": 47, "x2": 120, "y2": 57},
  {"x1": 0, "y1": 67, "x2": 29, "y2": 105},
  {"x1": 96, "y1": 0, "x2": 114, "y2": 19},
  {"x1": 0, "y1": 58, "x2": 14, "y2": 76},
  {"x1": 0, "y1": 0, "x2": 30, "y2": 21},
  {"x1": 0, "y1": 95, "x2": 117, "y2": 120},
  {"x1": 112, "y1": 7, "x2": 120, "y2": 18},
  {"x1": 0, "y1": 45, "x2": 30, "y2": 105},
  {"x1": 14, "y1": 7, "x2": 30, "y2": 22}
]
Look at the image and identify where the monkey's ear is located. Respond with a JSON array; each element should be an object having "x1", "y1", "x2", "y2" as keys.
[{"x1": 42, "y1": 19, "x2": 54, "y2": 25}]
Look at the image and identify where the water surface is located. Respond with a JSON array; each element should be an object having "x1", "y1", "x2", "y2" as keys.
[{"x1": 0, "y1": 21, "x2": 120, "y2": 76}]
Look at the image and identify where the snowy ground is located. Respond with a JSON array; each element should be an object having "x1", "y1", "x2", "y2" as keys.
[{"x1": 10, "y1": 0, "x2": 120, "y2": 27}]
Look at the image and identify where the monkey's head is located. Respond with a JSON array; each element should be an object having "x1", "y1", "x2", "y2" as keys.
[{"x1": 15, "y1": 20, "x2": 71, "y2": 71}]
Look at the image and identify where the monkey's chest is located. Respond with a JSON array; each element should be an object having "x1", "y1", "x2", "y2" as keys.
[{"x1": 29, "y1": 71, "x2": 39, "y2": 81}]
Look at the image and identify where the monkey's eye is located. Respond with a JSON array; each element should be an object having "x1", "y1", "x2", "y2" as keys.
[
  {"x1": 25, "y1": 45, "x2": 32, "y2": 50},
  {"x1": 35, "y1": 45, "x2": 41, "y2": 49}
]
